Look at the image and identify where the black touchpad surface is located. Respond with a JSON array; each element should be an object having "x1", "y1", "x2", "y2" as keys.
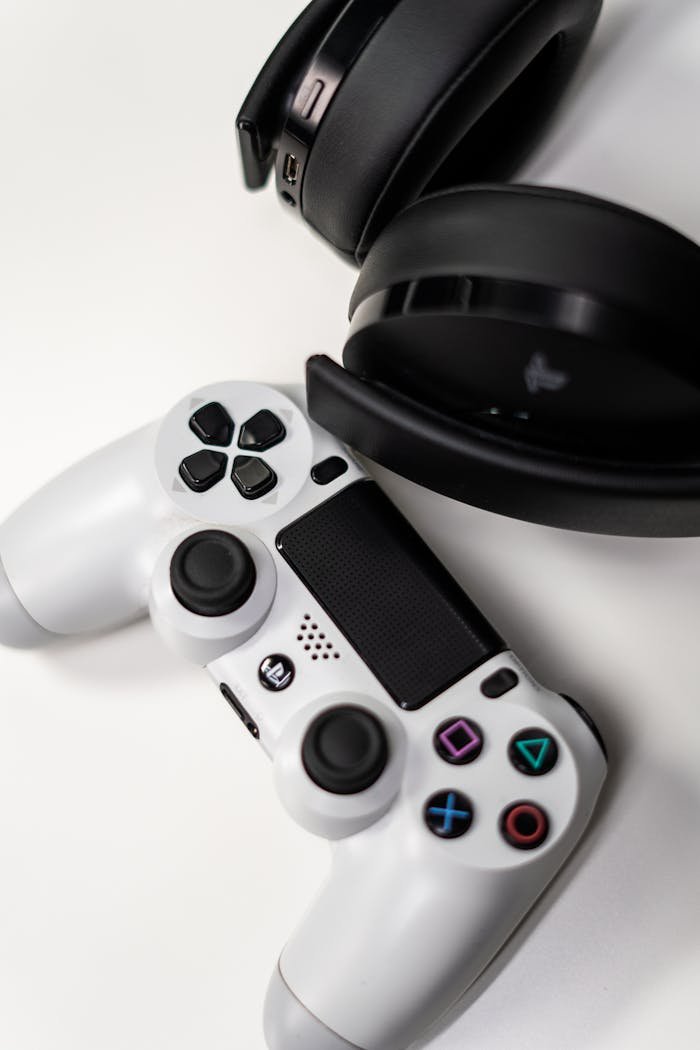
[{"x1": 276, "y1": 480, "x2": 503, "y2": 710}]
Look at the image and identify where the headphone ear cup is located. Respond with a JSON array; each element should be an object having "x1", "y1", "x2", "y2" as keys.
[
  {"x1": 302, "y1": 0, "x2": 602, "y2": 260},
  {"x1": 238, "y1": 0, "x2": 349, "y2": 188},
  {"x1": 350, "y1": 185, "x2": 700, "y2": 316},
  {"x1": 345, "y1": 185, "x2": 700, "y2": 445}
]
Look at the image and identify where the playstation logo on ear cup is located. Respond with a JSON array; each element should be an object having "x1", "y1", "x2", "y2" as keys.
[{"x1": 524, "y1": 353, "x2": 571, "y2": 396}]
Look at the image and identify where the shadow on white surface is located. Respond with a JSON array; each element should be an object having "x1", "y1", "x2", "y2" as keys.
[{"x1": 416, "y1": 753, "x2": 700, "y2": 1050}]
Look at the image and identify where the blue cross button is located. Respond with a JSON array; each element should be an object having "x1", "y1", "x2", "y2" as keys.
[{"x1": 424, "y1": 790, "x2": 474, "y2": 839}]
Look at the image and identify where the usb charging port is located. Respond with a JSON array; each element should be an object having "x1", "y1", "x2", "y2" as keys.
[
  {"x1": 220, "y1": 683, "x2": 260, "y2": 739},
  {"x1": 283, "y1": 153, "x2": 300, "y2": 186}
]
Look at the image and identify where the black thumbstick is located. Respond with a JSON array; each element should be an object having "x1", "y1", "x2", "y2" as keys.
[
  {"x1": 302, "y1": 706, "x2": 389, "y2": 795},
  {"x1": 170, "y1": 530, "x2": 256, "y2": 617}
]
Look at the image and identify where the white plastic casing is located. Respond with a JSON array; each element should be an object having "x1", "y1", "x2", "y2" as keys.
[{"x1": 0, "y1": 381, "x2": 607, "y2": 1050}]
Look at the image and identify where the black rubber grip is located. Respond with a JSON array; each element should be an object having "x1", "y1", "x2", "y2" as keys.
[{"x1": 277, "y1": 480, "x2": 503, "y2": 710}]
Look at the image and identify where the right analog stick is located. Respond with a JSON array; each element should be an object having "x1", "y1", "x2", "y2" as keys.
[
  {"x1": 170, "y1": 530, "x2": 256, "y2": 617},
  {"x1": 302, "y1": 706, "x2": 389, "y2": 795}
]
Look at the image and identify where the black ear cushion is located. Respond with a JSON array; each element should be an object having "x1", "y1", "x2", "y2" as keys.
[
  {"x1": 349, "y1": 185, "x2": 700, "y2": 334},
  {"x1": 302, "y1": 0, "x2": 602, "y2": 261}
]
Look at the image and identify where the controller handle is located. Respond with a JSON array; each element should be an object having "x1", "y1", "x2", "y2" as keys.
[
  {"x1": 267, "y1": 823, "x2": 579, "y2": 1050},
  {"x1": 0, "y1": 423, "x2": 171, "y2": 643}
]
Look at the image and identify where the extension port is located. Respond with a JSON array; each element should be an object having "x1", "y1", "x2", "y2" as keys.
[
  {"x1": 283, "y1": 153, "x2": 300, "y2": 186},
  {"x1": 220, "y1": 683, "x2": 260, "y2": 739}
]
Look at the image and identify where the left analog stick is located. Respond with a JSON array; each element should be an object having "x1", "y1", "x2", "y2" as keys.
[
  {"x1": 302, "y1": 706, "x2": 389, "y2": 795},
  {"x1": 170, "y1": 530, "x2": 256, "y2": 617}
]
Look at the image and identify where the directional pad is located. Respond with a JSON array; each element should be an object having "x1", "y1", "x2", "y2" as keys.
[
  {"x1": 179, "y1": 450, "x2": 228, "y2": 493},
  {"x1": 231, "y1": 455, "x2": 277, "y2": 500},
  {"x1": 238, "y1": 410, "x2": 286, "y2": 453},
  {"x1": 189, "y1": 402, "x2": 234, "y2": 447}
]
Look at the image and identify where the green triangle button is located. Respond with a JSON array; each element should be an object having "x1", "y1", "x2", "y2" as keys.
[
  {"x1": 516, "y1": 738, "x2": 550, "y2": 769},
  {"x1": 510, "y1": 729, "x2": 559, "y2": 776}
]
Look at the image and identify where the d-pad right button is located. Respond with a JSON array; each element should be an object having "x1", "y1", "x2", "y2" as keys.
[
  {"x1": 232, "y1": 455, "x2": 277, "y2": 500},
  {"x1": 509, "y1": 728, "x2": 559, "y2": 776}
]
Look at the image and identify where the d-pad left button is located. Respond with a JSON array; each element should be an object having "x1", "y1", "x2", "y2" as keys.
[
  {"x1": 189, "y1": 402, "x2": 234, "y2": 447},
  {"x1": 179, "y1": 450, "x2": 228, "y2": 493}
]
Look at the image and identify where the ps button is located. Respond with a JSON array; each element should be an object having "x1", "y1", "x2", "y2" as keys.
[
  {"x1": 509, "y1": 728, "x2": 559, "y2": 776},
  {"x1": 259, "y1": 654, "x2": 295, "y2": 692},
  {"x1": 501, "y1": 802, "x2": 549, "y2": 850},
  {"x1": 179, "y1": 450, "x2": 228, "y2": 493},
  {"x1": 481, "y1": 669, "x2": 519, "y2": 698},
  {"x1": 434, "y1": 718, "x2": 483, "y2": 765},
  {"x1": 302, "y1": 706, "x2": 388, "y2": 795},
  {"x1": 311, "y1": 457, "x2": 349, "y2": 486},
  {"x1": 425, "y1": 790, "x2": 474, "y2": 839},
  {"x1": 238, "y1": 410, "x2": 286, "y2": 453},
  {"x1": 232, "y1": 456, "x2": 277, "y2": 500},
  {"x1": 170, "y1": 530, "x2": 256, "y2": 617},
  {"x1": 189, "y1": 402, "x2": 234, "y2": 447}
]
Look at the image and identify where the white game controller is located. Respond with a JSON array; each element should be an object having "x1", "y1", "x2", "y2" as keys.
[{"x1": 0, "y1": 381, "x2": 607, "y2": 1050}]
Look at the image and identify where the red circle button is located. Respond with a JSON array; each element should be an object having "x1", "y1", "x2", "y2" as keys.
[{"x1": 501, "y1": 802, "x2": 549, "y2": 850}]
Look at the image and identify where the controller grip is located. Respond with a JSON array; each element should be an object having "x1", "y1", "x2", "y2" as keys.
[
  {"x1": 0, "y1": 423, "x2": 168, "y2": 641},
  {"x1": 272, "y1": 830, "x2": 551, "y2": 1050}
]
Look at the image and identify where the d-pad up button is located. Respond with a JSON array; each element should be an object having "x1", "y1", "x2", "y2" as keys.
[
  {"x1": 238, "y1": 410, "x2": 286, "y2": 453},
  {"x1": 189, "y1": 402, "x2": 234, "y2": 447},
  {"x1": 231, "y1": 456, "x2": 277, "y2": 500},
  {"x1": 424, "y1": 790, "x2": 474, "y2": 839},
  {"x1": 179, "y1": 450, "x2": 228, "y2": 493}
]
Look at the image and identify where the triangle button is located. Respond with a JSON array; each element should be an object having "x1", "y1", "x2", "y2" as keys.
[{"x1": 510, "y1": 730, "x2": 558, "y2": 776}]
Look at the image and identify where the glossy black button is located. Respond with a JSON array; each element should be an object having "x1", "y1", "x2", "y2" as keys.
[
  {"x1": 424, "y1": 790, "x2": 474, "y2": 839},
  {"x1": 259, "y1": 654, "x2": 295, "y2": 692},
  {"x1": 501, "y1": 802, "x2": 549, "y2": 850},
  {"x1": 179, "y1": 450, "x2": 228, "y2": 493},
  {"x1": 238, "y1": 410, "x2": 286, "y2": 453},
  {"x1": 231, "y1": 456, "x2": 277, "y2": 500},
  {"x1": 434, "y1": 718, "x2": 483, "y2": 765},
  {"x1": 509, "y1": 728, "x2": 559, "y2": 776},
  {"x1": 311, "y1": 456, "x2": 349, "y2": 486},
  {"x1": 170, "y1": 530, "x2": 256, "y2": 617},
  {"x1": 302, "y1": 706, "x2": 388, "y2": 795},
  {"x1": 189, "y1": 402, "x2": 234, "y2": 447},
  {"x1": 481, "y1": 668, "x2": 519, "y2": 698}
]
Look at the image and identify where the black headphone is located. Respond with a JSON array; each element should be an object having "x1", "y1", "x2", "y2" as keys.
[{"x1": 239, "y1": 0, "x2": 700, "y2": 538}]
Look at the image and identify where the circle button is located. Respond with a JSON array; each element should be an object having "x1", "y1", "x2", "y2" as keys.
[
  {"x1": 302, "y1": 707, "x2": 388, "y2": 795},
  {"x1": 501, "y1": 802, "x2": 549, "y2": 850},
  {"x1": 170, "y1": 530, "x2": 256, "y2": 617},
  {"x1": 509, "y1": 728, "x2": 559, "y2": 776}
]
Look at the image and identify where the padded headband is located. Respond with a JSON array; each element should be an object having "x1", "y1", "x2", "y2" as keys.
[{"x1": 238, "y1": 0, "x2": 603, "y2": 261}]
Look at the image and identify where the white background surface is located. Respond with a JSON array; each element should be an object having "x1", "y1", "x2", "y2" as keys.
[{"x1": 0, "y1": 1, "x2": 699, "y2": 1048}]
